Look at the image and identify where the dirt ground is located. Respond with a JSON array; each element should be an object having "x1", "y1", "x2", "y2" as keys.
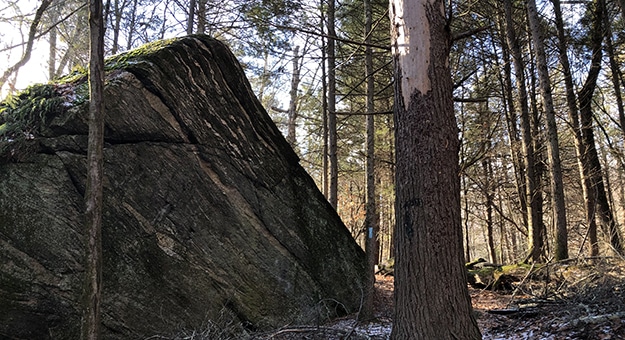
[{"x1": 254, "y1": 258, "x2": 625, "y2": 339}]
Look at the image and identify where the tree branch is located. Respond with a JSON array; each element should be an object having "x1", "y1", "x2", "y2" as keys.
[
  {"x1": 0, "y1": 0, "x2": 54, "y2": 90},
  {"x1": 452, "y1": 24, "x2": 494, "y2": 42}
]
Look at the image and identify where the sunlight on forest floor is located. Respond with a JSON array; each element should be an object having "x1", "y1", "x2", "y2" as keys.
[{"x1": 251, "y1": 258, "x2": 625, "y2": 339}]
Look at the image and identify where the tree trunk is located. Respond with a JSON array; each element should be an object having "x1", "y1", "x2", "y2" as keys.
[
  {"x1": 319, "y1": 0, "x2": 329, "y2": 198},
  {"x1": 389, "y1": 1, "x2": 481, "y2": 338},
  {"x1": 187, "y1": 0, "x2": 196, "y2": 35},
  {"x1": 83, "y1": 0, "x2": 105, "y2": 338},
  {"x1": 603, "y1": 11, "x2": 625, "y2": 140},
  {"x1": 49, "y1": 18, "x2": 57, "y2": 80},
  {"x1": 111, "y1": 0, "x2": 121, "y2": 54},
  {"x1": 528, "y1": 55, "x2": 546, "y2": 261},
  {"x1": 126, "y1": 0, "x2": 138, "y2": 50},
  {"x1": 577, "y1": 0, "x2": 623, "y2": 255},
  {"x1": 287, "y1": 46, "x2": 301, "y2": 147},
  {"x1": 197, "y1": 0, "x2": 207, "y2": 34},
  {"x1": 463, "y1": 174, "x2": 471, "y2": 262},
  {"x1": 526, "y1": 0, "x2": 568, "y2": 260},
  {"x1": 361, "y1": 0, "x2": 376, "y2": 321},
  {"x1": 483, "y1": 158, "x2": 496, "y2": 263},
  {"x1": 328, "y1": 0, "x2": 338, "y2": 209},
  {"x1": 502, "y1": 0, "x2": 542, "y2": 262},
  {"x1": 551, "y1": 0, "x2": 599, "y2": 256},
  {"x1": 497, "y1": 27, "x2": 528, "y2": 231},
  {"x1": 616, "y1": 167, "x2": 625, "y2": 226}
]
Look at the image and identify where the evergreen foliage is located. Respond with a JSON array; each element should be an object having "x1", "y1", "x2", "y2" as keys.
[{"x1": 0, "y1": 84, "x2": 65, "y2": 141}]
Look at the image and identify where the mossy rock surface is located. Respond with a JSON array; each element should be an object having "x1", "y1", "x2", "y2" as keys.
[
  {"x1": 0, "y1": 35, "x2": 366, "y2": 339},
  {"x1": 467, "y1": 262, "x2": 529, "y2": 290}
]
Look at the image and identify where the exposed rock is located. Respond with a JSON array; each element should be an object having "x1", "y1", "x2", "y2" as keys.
[{"x1": 0, "y1": 35, "x2": 367, "y2": 339}]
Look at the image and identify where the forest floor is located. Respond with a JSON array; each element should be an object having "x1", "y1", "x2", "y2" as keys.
[{"x1": 253, "y1": 257, "x2": 625, "y2": 339}]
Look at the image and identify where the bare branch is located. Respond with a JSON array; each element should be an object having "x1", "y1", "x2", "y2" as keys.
[{"x1": 452, "y1": 24, "x2": 493, "y2": 42}]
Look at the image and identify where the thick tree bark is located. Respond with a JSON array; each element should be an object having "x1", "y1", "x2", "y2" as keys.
[
  {"x1": 526, "y1": 0, "x2": 568, "y2": 260},
  {"x1": 83, "y1": 0, "x2": 105, "y2": 338},
  {"x1": 328, "y1": 0, "x2": 338, "y2": 209},
  {"x1": 389, "y1": 1, "x2": 481, "y2": 339},
  {"x1": 502, "y1": 0, "x2": 542, "y2": 262}
]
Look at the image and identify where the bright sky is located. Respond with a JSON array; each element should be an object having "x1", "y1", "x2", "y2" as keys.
[{"x1": 0, "y1": 0, "x2": 50, "y2": 98}]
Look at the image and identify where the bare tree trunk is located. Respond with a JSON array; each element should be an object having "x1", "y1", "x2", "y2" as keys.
[
  {"x1": 257, "y1": 49, "x2": 270, "y2": 105},
  {"x1": 361, "y1": 0, "x2": 376, "y2": 321},
  {"x1": 526, "y1": 0, "x2": 568, "y2": 260},
  {"x1": 604, "y1": 10, "x2": 625, "y2": 139},
  {"x1": 328, "y1": 0, "x2": 338, "y2": 209},
  {"x1": 389, "y1": 1, "x2": 481, "y2": 338},
  {"x1": 319, "y1": 1, "x2": 329, "y2": 198},
  {"x1": 47, "y1": 2, "x2": 64, "y2": 80},
  {"x1": 551, "y1": 0, "x2": 599, "y2": 256},
  {"x1": 463, "y1": 173, "x2": 471, "y2": 262},
  {"x1": 197, "y1": 0, "x2": 207, "y2": 34},
  {"x1": 616, "y1": 167, "x2": 625, "y2": 226},
  {"x1": 49, "y1": 19, "x2": 57, "y2": 80},
  {"x1": 483, "y1": 158, "x2": 497, "y2": 263},
  {"x1": 497, "y1": 27, "x2": 528, "y2": 230},
  {"x1": 83, "y1": 0, "x2": 105, "y2": 338},
  {"x1": 498, "y1": 193, "x2": 507, "y2": 263},
  {"x1": 528, "y1": 56, "x2": 546, "y2": 261},
  {"x1": 502, "y1": 0, "x2": 542, "y2": 262},
  {"x1": 287, "y1": 46, "x2": 301, "y2": 147},
  {"x1": 577, "y1": 0, "x2": 623, "y2": 255},
  {"x1": 110, "y1": 0, "x2": 125, "y2": 54},
  {"x1": 126, "y1": 0, "x2": 138, "y2": 50},
  {"x1": 600, "y1": 143, "x2": 618, "y2": 227},
  {"x1": 187, "y1": 0, "x2": 196, "y2": 35},
  {"x1": 322, "y1": 45, "x2": 329, "y2": 198},
  {"x1": 54, "y1": 8, "x2": 89, "y2": 77}
]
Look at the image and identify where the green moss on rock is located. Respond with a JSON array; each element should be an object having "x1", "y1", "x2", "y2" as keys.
[
  {"x1": 105, "y1": 38, "x2": 178, "y2": 71},
  {"x1": 0, "y1": 84, "x2": 66, "y2": 141}
]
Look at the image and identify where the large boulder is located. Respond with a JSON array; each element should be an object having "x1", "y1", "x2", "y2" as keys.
[{"x1": 0, "y1": 35, "x2": 367, "y2": 339}]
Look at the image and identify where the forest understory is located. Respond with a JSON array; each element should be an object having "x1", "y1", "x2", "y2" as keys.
[{"x1": 245, "y1": 257, "x2": 625, "y2": 340}]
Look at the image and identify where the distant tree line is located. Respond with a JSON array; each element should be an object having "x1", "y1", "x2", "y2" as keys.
[{"x1": 3, "y1": 0, "x2": 625, "y2": 337}]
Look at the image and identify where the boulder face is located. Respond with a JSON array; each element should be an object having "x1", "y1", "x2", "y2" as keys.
[{"x1": 0, "y1": 36, "x2": 366, "y2": 339}]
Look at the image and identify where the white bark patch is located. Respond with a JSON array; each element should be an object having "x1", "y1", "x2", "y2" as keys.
[{"x1": 392, "y1": 0, "x2": 431, "y2": 108}]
